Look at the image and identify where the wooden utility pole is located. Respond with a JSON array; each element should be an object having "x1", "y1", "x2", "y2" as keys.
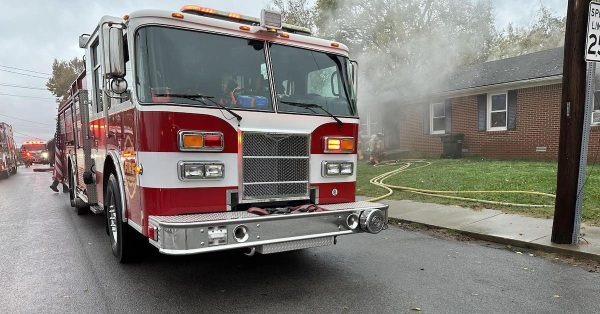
[{"x1": 552, "y1": 0, "x2": 592, "y2": 244}]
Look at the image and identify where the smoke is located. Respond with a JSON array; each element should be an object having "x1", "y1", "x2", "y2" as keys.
[{"x1": 315, "y1": 0, "x2": 496, "y2": 117}]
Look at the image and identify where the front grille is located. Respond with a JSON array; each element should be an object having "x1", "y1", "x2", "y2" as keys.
[{"x1": 241, "y1": 132, "x2": 310, "y2": 201}]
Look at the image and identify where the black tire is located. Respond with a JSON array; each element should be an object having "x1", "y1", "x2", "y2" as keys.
[
  {"x1": 105, "y1": 173, "x2": 140, "y2": 263},
  {"x1": 68, "y1": 164, "x2": 88, "y2": 215},
  {"x1": 12, "y1": 166, "x2": 17, "y2": 174},
  {"x1": 76, "y1": 203, "x2": 89, "y2": 216},
  {"x1": 0, "y1": 170, "x2": 8, "y2": 179},
  {"x1": 68, "y1": 166, "x2": 76, "y2": 207}
]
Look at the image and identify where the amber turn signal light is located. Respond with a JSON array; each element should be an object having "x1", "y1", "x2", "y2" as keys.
[
  {"x1": 182, "y1": 134, "x2": 204, "y2": 149},
  {"x1": 324, "y1": 137, "x2": 354, "y2": 153}
]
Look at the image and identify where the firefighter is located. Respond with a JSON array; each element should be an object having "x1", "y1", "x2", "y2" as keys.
[
  {"x1": 47, "y1": 138, "x2": 55, "y2": 167},
  {"x1": 221, "y1": 79, "x2": 239, "y2": 107},
  {"x1": 368, "y1": 133, "x2": 385, "y2": 165}
]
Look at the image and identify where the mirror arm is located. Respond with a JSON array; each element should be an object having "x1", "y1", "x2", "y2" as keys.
[{"x1": 104, "y1": 21, "x2": 127, "y2": 30}]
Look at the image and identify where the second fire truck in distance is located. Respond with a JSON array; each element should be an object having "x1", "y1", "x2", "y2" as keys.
[
  {"x1": 0, "y1": 122, "x2": 18, "y2": 178},
  {"x1": 20, "y1": 140, "x2": 50, "y2": 165},
  {"x1": 58, "y1": 6, "x2": 388, "y2": 262}
]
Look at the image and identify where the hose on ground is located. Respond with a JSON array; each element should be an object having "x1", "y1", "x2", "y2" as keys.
[{"x1": 367, "y1": 160, "x2": 555, "y2": 207}]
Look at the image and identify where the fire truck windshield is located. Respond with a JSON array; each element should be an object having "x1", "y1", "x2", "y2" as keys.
[
  {"x1": 135, "y1": 26, "x2": 273, "y2": 111},
  {"x1": 270, "y1": 44, "x2": 356, "y2": 117}
]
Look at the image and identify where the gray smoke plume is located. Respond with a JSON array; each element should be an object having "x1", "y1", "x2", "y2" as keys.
[{"x1": 315, "y1": 0, "x2": 496, "y2": 119}]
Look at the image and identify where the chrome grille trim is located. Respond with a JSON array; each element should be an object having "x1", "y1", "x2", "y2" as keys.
[
  {"x1": 243, "y1": 156, "x2": 309, "y2": 159},
  {"x1": 240, "y1": 131, "x2": 310, "y2": 202},
  {"x1": 243, "y1": 181, "x2": 309, "y2": 185}
]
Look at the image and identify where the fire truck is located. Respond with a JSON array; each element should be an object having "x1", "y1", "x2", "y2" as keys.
[
  {"x1": 58, "y1": 5, "x2": 388, "y2": 262},
  {"x1": 20, "y1": 140, "x2": 50, "y2": 165},
  {"x1": 0, "y1": 122, "x2": 18, "y2": 178}
]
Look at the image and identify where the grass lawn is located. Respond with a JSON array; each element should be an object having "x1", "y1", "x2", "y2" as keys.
[{"x1": 356, "y1": 159, "x2": 600, "y2": 225}]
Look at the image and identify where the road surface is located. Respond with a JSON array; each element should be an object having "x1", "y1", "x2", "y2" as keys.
[{"x1": 1, "y1": 167, "x2": 599, "y2": 313}]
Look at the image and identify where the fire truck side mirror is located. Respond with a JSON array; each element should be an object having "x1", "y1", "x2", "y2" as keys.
[
  {"x1": 79, "y1": 34, "x2": 90, "y2": 48},
  {"x1": 350, "y1": 60, "x2": 359, "y2": 99},
  {"x1": 102, "y1": 26, "x2": 125, "y2": 79}
]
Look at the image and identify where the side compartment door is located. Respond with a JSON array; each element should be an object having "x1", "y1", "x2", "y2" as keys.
[{"x1": 74, "y1": 95, "x2": 87, "y2": 191}]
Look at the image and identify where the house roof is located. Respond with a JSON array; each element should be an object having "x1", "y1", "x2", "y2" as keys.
[{"x1": 444, "y1": 47, "x2": 564, "y2": 93}]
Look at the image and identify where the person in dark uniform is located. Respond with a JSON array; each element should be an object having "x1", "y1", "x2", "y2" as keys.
[{"x1": 47, "y1": 138, "x2": 56, "y2": 167}]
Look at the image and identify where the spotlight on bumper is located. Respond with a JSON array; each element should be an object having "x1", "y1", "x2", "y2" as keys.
[{"x1": 359, "y1": 209, "x2": 385, "y2": 234}]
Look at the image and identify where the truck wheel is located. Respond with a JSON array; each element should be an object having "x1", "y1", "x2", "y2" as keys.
[
  {"x1": 67, "y1": 163, "x2": 89, "y2": 215},
  {"x1": 105, "y1": 173, "x2": 138, "y2": 263},
  {"x1": 68, "y1": 167, "x2": 76, "y2": 207},
  {"x1": 0, "y1": 170, "x2": 7, "y2": 179}
]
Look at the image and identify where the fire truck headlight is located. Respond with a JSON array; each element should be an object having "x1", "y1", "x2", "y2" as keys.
[
  {"x1": 322, "y1": 161, "x2": 353, "y2": 177},
  {"x1": 324, "y1": 162, "x2": 340, "y2": 176},
  {"x1": 178, "y1": 161, "x2": 224, "y2": 180},
  {"x1": 204, "y1": 163, "x2": 224, "y2": 178},
  {"x1": 41, "y1": 152, "x2": 49, "y2": 159},
  {"x1": 180, "y1": 163, "x2": 205, "y2": 180},
  {"x1": 340, "y1": 162, "x2": 353, "y2": 175}
]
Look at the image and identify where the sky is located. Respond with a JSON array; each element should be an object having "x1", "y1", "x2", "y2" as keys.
[{"x1": 0, "y1": 0, "x2": 567, "y2": 145}]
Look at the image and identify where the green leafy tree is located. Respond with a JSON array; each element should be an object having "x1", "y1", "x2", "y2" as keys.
[
  {"x1": 46, "y1": 57, "x2": 85, "y2": 103},
  {"x1": 488, "y1": 6, "x2": 565, "y2": 60}
]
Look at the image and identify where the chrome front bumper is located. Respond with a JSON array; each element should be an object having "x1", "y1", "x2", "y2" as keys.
[{"x1": 147, "y1": 201, "x2": 388, "y2": 255}]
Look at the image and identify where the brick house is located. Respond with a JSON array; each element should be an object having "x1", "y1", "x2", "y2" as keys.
[{"x1": 373, "y1": 48, "x2": 600, "y2": 161}]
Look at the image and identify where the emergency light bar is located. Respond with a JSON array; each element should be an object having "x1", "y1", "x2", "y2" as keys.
[{"x1": 180, "y1": 5, "x2": 311, "y2": 35}]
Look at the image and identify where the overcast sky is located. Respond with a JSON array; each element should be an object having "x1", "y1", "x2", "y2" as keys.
[{"x1": 0, "y1": 0, "x2": 567, "y2": 145}]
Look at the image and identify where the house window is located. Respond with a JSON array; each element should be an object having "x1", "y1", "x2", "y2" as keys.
[
  {"x1": 430, "y1": 102, "x2": 446, "y2": 134},
  {"x1": 593, "y1": 91, "x2": 600, "y2": 125},
  {"x1": 360, "y1": 110, "x2": 381, "y2": 137},
  {"x1": 488, "y1": 92, "x2": 507, "y2": 131}
]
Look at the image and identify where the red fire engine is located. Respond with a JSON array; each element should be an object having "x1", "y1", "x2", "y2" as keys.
[
  {"x1": 0, "y1": 122, "x2": 18, "y2": 178},
  {"x1": 20, "y1": 140, "x2": 50, "y2": 165},
  {"x1": 58, "y1": 6, "x2": 388, "y2": 262}
]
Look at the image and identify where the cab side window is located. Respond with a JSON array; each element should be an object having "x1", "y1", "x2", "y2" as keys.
[{"x1": 91, "y1": 40, "x2": 103, "y2": 113}]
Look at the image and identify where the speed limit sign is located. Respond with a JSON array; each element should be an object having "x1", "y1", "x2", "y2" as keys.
[{"x1": 586, "y1": 2, "x2": 600, "y2": 61}]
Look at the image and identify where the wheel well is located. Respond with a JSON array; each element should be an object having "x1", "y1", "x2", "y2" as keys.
[{"x1": 103, "y1": 156, "x2": 117, "y2": 201}]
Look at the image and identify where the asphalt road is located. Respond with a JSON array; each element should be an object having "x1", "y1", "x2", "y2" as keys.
[{"x1": 1, "y1": 167, "x2": 599, "y2": 314}]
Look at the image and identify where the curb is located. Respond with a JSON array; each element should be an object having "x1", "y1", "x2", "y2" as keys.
[{"x1": 388, "y1": 217, "x2": 600, "y2": 262}]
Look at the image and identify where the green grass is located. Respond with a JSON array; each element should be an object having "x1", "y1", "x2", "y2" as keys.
[{"x1": 356, "y1": 159, "x2": 600, "y2": 225}]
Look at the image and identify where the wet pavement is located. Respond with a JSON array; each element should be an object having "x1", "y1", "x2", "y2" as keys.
[{"x1": 1, "y1": 167, "x2": 599, "y2": 313}]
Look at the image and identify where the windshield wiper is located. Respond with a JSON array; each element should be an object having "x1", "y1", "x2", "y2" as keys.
[
  {"x1": 280, "y1": 101, "x2": 343, "y2": 126},
  {"x1": 155, "y1": 93, "x2": 242, "y2": 124}
]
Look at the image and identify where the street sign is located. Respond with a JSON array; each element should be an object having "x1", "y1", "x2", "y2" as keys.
[{"x1": 586, "y1": 2, "x2": 600, "y2": 62}]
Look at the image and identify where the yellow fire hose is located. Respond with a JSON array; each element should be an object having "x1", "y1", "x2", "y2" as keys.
[{"x1": 367, "y1": 160, "x2": 555, "y2": 207}]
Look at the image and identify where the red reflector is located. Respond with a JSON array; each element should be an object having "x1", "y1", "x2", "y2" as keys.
[
  {"x1": 204, "y1": 134, "x2": 222, "y2": 147},
  {"x1": 148, "y1": 226, "x2": 156, "y2": 241}
]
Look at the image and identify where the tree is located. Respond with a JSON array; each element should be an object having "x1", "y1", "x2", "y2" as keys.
[
  {"x1": 46, "y1": 57, "x2": 85, "y2": 103},
  {"x1": 488, "y1": 6, "x2": 566, "y2": 60}
]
